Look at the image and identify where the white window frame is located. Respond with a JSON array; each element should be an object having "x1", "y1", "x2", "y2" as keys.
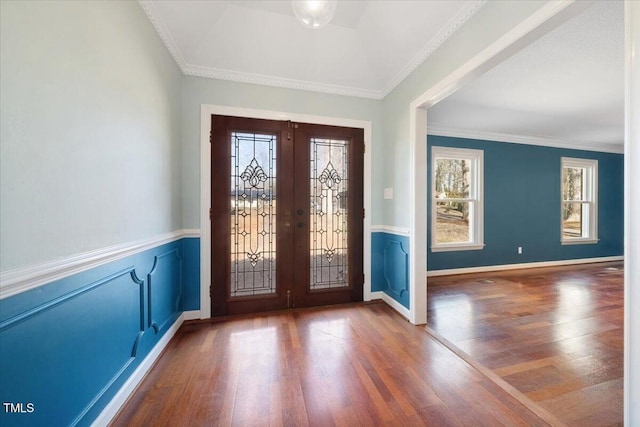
[
  {"x1": 561, "y1": 157, "x2": 599, "y2": 245},
  {"x1": 431, "y1": 146, "x2": 484, "y2": 252}
]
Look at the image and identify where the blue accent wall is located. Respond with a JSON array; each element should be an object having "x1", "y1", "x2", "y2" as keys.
[
  {"x1": 372, "y1": 232, "x2": 410, "y2": 308},
  {"x1": 0, "y1": 238, "x2": 200, "y2": 427},
  {"x1": 427, "y1": 135, "x2": 624, "y2": 271},
  {"x1": 181, "y1": 237, "x2": 201, "y2": 311}
]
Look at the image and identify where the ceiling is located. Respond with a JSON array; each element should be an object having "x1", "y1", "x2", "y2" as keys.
[
  {"x1": 140, "y1": 0, "x2": 485, "y2": 99},
  {"x1": 141, "y1": 0, "x2": 624, "y2": 153},
  {"x1": 427, "y1": 0, "x2": 624, "y2": 153}
]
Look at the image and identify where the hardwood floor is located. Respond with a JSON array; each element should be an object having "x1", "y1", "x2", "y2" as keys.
[
  {"x1": 427, "y1": 262, "x2": 624, "y2": 427},
  {"x1": 112, "y1": 303, "x2": 550, "y2": 426}
]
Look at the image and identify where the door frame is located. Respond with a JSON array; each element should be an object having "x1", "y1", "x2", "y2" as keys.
[{"x1": 199, "y1": 105, "x2": 372, "y2": 319}]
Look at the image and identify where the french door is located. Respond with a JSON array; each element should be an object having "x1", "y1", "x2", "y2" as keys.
[{"x1": 210, "y1": 116, "x2": 364, "y2": 316}]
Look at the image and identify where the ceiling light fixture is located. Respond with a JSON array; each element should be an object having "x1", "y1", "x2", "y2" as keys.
[{"x1": 292, "y1": 0, "x2": 337, "y2": 29}]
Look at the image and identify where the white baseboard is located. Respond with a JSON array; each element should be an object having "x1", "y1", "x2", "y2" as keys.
[
  {"x1": 91, "y1": 313, "x2": 185, "y2": 427},
  {"x1": 370, "y1": 291, "x2": 411, "y2": 320},
  {"x1": 182, "y1": 310, "x2": 201, "y2": 321},
  {"x1": 426, "y1": 256, "x2": 624, "y2": 277}
]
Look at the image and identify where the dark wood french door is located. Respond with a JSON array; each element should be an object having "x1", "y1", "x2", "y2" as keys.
[{"x1": 210, "y1": 116, "x2": 364, "y2": 316}]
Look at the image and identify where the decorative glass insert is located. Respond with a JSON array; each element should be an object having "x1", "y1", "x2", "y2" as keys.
[
  {"x1": 230, "y1": 132, "x2": 277, "y2": 297},
  {"x1": 310, "y1": 138, "x2": 349, "y2": 290}
]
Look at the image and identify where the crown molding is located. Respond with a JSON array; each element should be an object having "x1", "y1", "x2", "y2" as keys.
[
  {"x1": 139, "y1": 0, "x2": 382, "y2": 99},
  {"x1": 139, "y1": 0, "x2": 486, "y2": 100},
  {"x1": 139, "y1": 0, "x2": 187, "y2": 71},
  {"x1": 427, "y1": 123, "x2": 624, "y2": 154},
  {"x1": 183, "y1": 64, "x2": 383, "y2": 99},
  {"x1": 381, "y1": 0, "x2": 487, "y2": 97}
]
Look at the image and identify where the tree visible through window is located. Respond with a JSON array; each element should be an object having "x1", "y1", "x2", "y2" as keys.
[
  {"x1": 561, "y1": 157, "x2": 598, "y2": 244},
  {"x1": 431, "y1": 146, "x2": 484, "y2": 252}
]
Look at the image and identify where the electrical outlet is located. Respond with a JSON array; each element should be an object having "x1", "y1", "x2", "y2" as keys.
[{"x1": 518, "y1": 246, "x2": 523, "y2": 254}]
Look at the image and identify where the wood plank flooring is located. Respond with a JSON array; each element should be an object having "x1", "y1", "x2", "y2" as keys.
[
  {"x1": 427, "y1": 262, "x2": 624, "y2": 427},
  {"x1": 112, "y1": 303, "x2": 550, "y2": 426}
]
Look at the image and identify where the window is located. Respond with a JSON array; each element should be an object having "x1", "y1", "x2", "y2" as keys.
[
  {"x1": 561, "y1": 157, "x2": 598, "y2": 244},
  {"x1": 431, "y1": 146, "x2": 484, "y2": 252}
]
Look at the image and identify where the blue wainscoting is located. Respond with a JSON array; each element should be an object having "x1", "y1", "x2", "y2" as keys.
[
  {"x1": 427, "y1": 135, "x2": 624, "y2": 271},
  {"x1": 372, "y1": 232, "x2": 410, "y2": 309},
  {"x1": 0, "y1": 238, "x2": 200, "y2": 427},
  {"x1": 181, "y1": 237, "x2": 201, "y2": 311}
]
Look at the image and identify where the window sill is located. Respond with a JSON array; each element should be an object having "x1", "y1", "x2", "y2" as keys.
[
  {"x1": 561, "y1": 238, "x2": 599, "y2": 245},
  {"x1": 431, "y1": 243, "x2": 485, "y2": 253}
]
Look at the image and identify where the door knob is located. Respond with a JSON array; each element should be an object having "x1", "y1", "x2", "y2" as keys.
[{"x1": 297, "y1": 222, "x2": 304, "y2": 228}]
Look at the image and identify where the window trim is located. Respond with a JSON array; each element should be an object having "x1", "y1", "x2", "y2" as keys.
[
  {"x1": 561, "y1": 157, "x2": 599, "y2": 245},
  {"x1": 431, "y1": 146, "x2": 484, "y2": 252}
]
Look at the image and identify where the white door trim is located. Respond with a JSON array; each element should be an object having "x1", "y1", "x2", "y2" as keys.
[
  {"x1": 199, "y1": 105, "x2": 372, "y2": 319},
  {"x1": 624, "y1": 1, "x2": 640, "y2": 424}
]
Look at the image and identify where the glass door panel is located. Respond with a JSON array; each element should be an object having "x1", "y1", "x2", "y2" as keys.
[
  {"x1": 294, "y1": 123, "x2": 364, "y2": 308},
  {"x1": 309, "y1": 138, "x2": 350, "y2": 290},
  {"x1": 230, "y1": 132, "x2": 277, "y2": 297}
]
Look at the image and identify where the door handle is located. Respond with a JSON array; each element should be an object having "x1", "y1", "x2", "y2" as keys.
[
  {"x1": 297, "y1": 209, "x2": 304, "y2": 215},
  {"x1": 297, "y1": 222, "x2": 304, "y2": 228}
]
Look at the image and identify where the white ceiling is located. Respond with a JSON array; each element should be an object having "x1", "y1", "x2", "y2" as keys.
[
  {"x1": 428, "y1": 0, "x2": 625, "y2": 153},
  {"x1": 141, "y1": 0, "x2": 624, "y2": 153},
  {"x1": 140, "y1": 0, "x2": 485, "y2": 99}
]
